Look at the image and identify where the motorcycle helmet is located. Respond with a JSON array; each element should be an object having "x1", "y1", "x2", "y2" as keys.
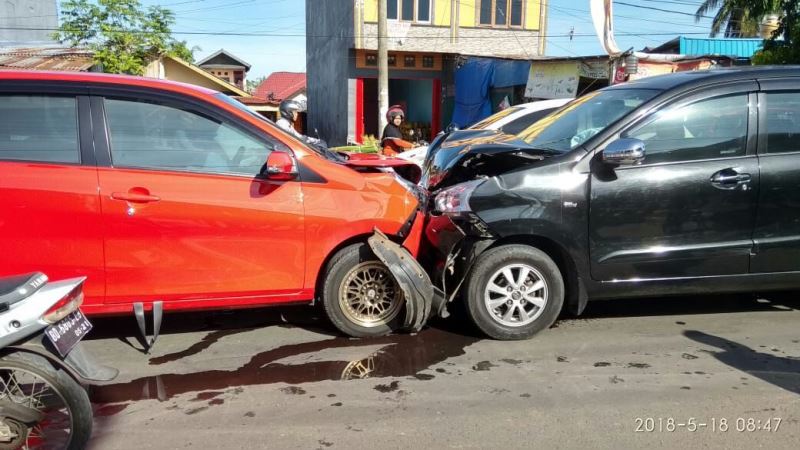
[
  {"x1": 386, "y1": 105, "x2": 404, "y2": 122},
  {"x1": 279, "y1": 100, "x2": 303, "y2": 121}
]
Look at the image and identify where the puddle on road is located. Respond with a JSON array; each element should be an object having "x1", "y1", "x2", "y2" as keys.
[{"x1": 90, "y1": 327, "x2": 480, "y2": 409}]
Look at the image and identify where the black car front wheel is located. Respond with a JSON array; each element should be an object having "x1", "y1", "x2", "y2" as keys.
[{"x1": 465, "y1": 244, "x2": 564, "y2": 340}]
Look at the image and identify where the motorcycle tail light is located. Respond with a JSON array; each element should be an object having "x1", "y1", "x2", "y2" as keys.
[{"x1": 42, "y1": 283, "x2": 84, "y2": 324}]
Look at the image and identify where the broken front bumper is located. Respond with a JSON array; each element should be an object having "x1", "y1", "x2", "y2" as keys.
[
  {"x1": 367, "y1": 229, "x2": 447, "y2": 332},
  {"x1": 424, "y1": 213, "x2": 497, "y2": 304}
]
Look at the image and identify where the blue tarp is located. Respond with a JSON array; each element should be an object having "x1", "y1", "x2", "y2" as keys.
[
  {"x1": 452, "y1": 57, "x2": 531, "y2": 127},
  {"x1": 492, "y1": 58, "x2": 532, "y2": 88},
  {"x1": 451, "y1": 58, "x2": 494, "y2": 128}
]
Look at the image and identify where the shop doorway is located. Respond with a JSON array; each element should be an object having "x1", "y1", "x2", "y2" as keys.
[{"x1": 358, "y1": 78, "x2": 440, "y2": 143}]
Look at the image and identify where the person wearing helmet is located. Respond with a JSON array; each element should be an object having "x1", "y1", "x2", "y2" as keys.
[
  {"x1": 381, "y1": 105, "x2": 414, "y2": 156},
  {"x1": 276, "y1": 99, "x2": 320, "y2": 145}
]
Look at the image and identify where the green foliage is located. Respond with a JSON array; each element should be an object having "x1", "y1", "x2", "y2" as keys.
[
  {"x1": 54, "y1": 0, "x2": 195, "y2": 75},
  {"x1": 753, "y1": 30, "x2": 800, "y2": 63},
  {"x1": 330, "y1": 136, "x2": 381, "y2": 154},
  {"x1": 752, "y1": 0, "x2": 800, "y2": 64},
  {"x1": 695, "y1": 1, "x2": 782, "y2": 37},
  {"x1": 246, "y1": 75, "x2": 267, "y2": 94}
]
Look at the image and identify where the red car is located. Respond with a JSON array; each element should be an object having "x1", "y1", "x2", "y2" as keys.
[{"x1": 0, "y1": 71, "x2": 436, "y2": 339}]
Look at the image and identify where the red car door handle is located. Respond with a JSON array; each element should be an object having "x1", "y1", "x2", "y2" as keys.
[{"x1": 111, "y1": 192, "x2": 161, "y2": 203}]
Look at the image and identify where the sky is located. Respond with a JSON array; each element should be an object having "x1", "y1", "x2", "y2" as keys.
[{"x1": 138, "y1": 0, "x2": 721, "y2": 80}]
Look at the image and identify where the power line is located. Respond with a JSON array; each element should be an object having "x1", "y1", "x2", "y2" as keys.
[
  {"x1": 548, "y1": 3, "x2": 713, "y2": 31},
  {"x1": 614, "y1": 1, "x2": 713, "y2": 19},
  {"x1": 5, "y1": 25, "x2": 719, "y2": 39}
]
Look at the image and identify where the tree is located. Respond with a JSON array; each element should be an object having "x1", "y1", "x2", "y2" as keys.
[
  {"x1": 694, "y1": 0, "x2": 782, "y2": 37},
  {"x1": 752, "y1": 0, "x2": 800, "y2": 64},
  {"x1": 246, "y1": 75, "x2": 267, "y2": 94},
  {"x1": 54, "y1": 0, "x2": 195, "y2": 75}
]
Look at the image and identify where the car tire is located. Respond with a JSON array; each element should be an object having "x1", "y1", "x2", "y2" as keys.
[
  {"x1": 465, "y1": 244, "x2": 564, "y2": 340},
  {"x1": 322, "y1": 243, "x2": 405, "y2": 338}
]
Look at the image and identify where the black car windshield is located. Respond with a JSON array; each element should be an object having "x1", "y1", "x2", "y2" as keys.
[{"x1": 517, "y1": 88, "x2": 660, "y2": 152}]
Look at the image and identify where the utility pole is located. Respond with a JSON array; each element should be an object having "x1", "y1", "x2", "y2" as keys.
[{"x1": 378, "y1": 0, "x2": 389, "y2": 136}]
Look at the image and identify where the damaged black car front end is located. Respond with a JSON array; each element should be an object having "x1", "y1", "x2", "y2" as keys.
[
  {"x1": 420, "y1": 131, "x2": 583, "y2": 312},
  {"x1": 420, "y1": 88, "x2": 664, "y2": 331}
]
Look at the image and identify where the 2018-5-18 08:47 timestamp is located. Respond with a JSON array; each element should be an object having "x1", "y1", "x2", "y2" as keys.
[{"x1": 635, "y1": 417, "x2": 783, "y2": 433}]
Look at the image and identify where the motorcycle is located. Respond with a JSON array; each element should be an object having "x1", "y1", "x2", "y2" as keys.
[{"x1": 0, "y1": 273, "x2": 117, "y2": 450}]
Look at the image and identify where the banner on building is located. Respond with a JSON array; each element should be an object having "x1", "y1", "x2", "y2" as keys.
[
  {"x1": 525, "y1": 62, "x2": 580, "y2": 99},
  {"x1": 579, "y1": 60, "x2": 609, "y2": 79},
  {"x1": 628, "y1": 61, "x2": 674, "y2": 81}
]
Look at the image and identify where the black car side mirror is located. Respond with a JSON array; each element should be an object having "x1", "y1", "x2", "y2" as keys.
[
  {"x1": 445, "y1": 123, "x2": 460, "y2": 133},
  {"x1": 602, "y1": 138, "x2": 646, "y2": 166}
]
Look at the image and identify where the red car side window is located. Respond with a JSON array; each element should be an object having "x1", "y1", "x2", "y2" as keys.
[
  {"x1": 0, "y1": 95, "x2": 80, "y2": 164},
  {"x1": 104, "y1": 98, "x2": 274, "y2": 176}
]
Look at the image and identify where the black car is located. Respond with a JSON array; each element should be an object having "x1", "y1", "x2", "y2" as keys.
[{"x1": 424, "y1": 66, "x2": 800, "y2": 340}]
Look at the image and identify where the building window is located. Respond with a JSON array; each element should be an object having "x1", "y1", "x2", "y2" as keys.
[
  {"x1": 388, "y1": 0, "x2": 431, "y2": 23},
  {"x1": 402, "y1": 0, "x2": 413, "y2": 20},
  {"x1": 479, "y1": 0, "x2": 523, "y2": 27},
  {"x1": 422, "y1": 55, "x2": 434, "y2": 68},
  {"x1": 510, "y1": 0, "x2": 523, "y2": 26},
  {"x1": 404, "y1": 55, "x2": 416, "y2": 68},
  {"x1": 417, "y1": 0, "x2": 430, "y2": 22},
  {"x1": 388, "y1": 54, "x2": 397, "y2": 66},
  {"x1": 366, "y1": 53, "x2": 378, "y2": 66}
]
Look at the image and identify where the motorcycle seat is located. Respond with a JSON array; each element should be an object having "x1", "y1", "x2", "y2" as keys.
[{"x1": 0, "y1": 272, "x2": 48, "y2": 306}]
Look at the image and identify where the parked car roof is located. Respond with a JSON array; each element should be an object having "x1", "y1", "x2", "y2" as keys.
[
  {"x1": 611, "y1": 65, "x2": 800, "y2": 92},
  {"x1": 0, "y1": 70, "x2": 219, "y2": 97}
]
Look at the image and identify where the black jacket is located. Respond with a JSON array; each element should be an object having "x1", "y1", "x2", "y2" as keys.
[{"x1": 381, "y1": 123, "x2": 404, "y2": 142}]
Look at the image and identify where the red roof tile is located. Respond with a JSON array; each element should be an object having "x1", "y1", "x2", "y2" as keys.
[
  {"x1": 234, "y1": 95, "x2": 279, "y2": 106},
  {"x1": 253, "y1": 72, "x2": 306, "y2": 102}
]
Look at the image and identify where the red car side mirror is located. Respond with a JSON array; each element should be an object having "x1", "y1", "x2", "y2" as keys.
[{"x1": 264, "y1": 151, "x2": 298, "y2": 181}]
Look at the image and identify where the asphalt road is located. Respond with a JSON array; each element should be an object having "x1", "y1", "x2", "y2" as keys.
[{"x1": 83, "y1": 292, "x2": 800, "y2": 449}]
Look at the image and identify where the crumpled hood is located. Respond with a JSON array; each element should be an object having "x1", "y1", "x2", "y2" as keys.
[
  {"x1": 420, "y1": 129, "x2": 561, "y2": 192},
  {"x1": 338, "y1": 151, "x2": 422, "y2": 184}
]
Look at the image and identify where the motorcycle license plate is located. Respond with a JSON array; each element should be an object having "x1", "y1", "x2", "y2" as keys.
[{"x1": 45, "y1": 310, "x2": 93, "y2": 357}]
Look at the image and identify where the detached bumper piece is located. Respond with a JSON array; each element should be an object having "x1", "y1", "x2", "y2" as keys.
[{"x1": 368, "y1": 229, "x2": 446, "y2": 332}]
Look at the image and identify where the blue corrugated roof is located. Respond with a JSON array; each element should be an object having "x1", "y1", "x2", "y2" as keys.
[{"x1": 679, "y1": 37, "x2": 763, "y2": 58}]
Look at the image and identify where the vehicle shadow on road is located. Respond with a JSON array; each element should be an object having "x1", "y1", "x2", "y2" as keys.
[
  {"x1": 684, "y1": 330, "x2": 800, "y2": 395},
  {"x1": 562, "y1": 292, "x2": 800, "y2": 322},
  {"x1": 87, "y1": 304, "x2": 341, "y2": 355}
]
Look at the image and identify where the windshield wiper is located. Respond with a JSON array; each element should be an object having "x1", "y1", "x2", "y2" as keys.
[{"x1": 527, "y1": 136, "x2": 572, "y2": 152}]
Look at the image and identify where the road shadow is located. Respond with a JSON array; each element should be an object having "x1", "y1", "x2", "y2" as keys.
[
  {"x1": 564, "y1": 291, "x2": 800, "y2": 321},
  {"x1": 87, "y1": 304, "x2": 343, "y2": 356},
  {"x1": 87, "y1": 291, "x2": 800, "y2": 355},
  {"x1": 684, "y1": 330, "x2": 800, "y2": 395},
  {"x1": 89, "y1": 322, "x2": 481, "y2": 403},
  {"x1": 86, "y1": 304, "x2": 333, "y2": 341}
]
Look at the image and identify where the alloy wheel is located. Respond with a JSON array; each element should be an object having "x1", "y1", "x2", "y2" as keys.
[
  {"x1": 338, "y1": 262, "x2": 403, "y2": 328},
  {"x1": 483, "y1": 263, "x2": 548, "y2": 327}
]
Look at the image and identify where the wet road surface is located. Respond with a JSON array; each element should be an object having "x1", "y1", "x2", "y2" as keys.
[{"x1": 85, "y1": 293, "x2": 800, "y2": 449}]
